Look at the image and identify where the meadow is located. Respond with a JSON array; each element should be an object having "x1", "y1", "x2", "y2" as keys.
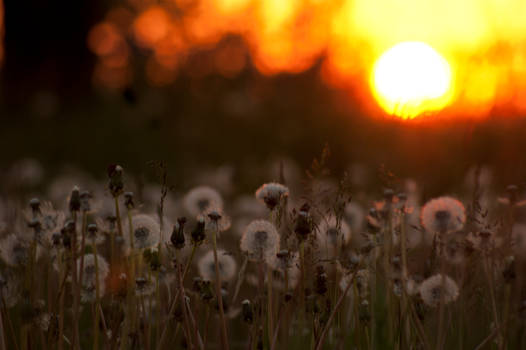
[{"x1": 0, "y1": 156, "x2": 525, "y2": 350}]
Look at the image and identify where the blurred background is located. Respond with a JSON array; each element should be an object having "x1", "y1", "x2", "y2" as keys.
[{"x1": 2, "y1": 0, "x2": 526, "y2": 195}]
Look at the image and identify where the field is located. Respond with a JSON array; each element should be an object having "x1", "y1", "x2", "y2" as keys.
[{"x1": 1, "y1": 157, "x2": 525, "y2": 350}]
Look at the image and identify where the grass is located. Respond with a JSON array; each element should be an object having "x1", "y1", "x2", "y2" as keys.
[{"x1": 0, "y1": 159, "x2": 525, "y2": 350}]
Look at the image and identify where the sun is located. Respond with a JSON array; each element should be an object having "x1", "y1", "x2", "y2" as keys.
[{"x1": 371, "y1": 41, "x2": 453, "y2": 119}]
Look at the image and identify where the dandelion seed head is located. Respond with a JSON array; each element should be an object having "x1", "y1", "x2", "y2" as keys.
[
  {"x1": 0, "y1": 234, "x2": 30, "y2": 267},
  {"x1": 123, "y1": 214, "x2": 160, "y2": 252},
  {"x1": 77, "y1": 253, "x2": 109, "y2": 287},
  {"x1": 421, "y1": 196, "x2": 466, "y2": 234},
  {"x1": 255, "y1": 182, "x2": 289, "y2": 210},
  {"x1": 240, "y1": 220, "x2": 280, "y2": 262},
  {"x1": 197, "y1": 249, "x2": 237, "y2": 282},
  {"x1": 204, "y1": 205, "x2": 231, "y2": 232},
  {"x1": 418, "y1": 274, "x2": 459, "y2": 308},
  {"x1": 317, "y1": 216, "x2": 351, "y2": 257},
  {"x1": 183, "y1": 186, "x2": 223, "y2": 217}
]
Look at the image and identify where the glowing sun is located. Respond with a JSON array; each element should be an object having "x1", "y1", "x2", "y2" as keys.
[{"x1": 371, "y1": 41, "x2": 453, "y2": 119}]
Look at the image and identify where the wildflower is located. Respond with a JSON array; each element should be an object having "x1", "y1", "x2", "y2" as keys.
[
  {"x1": 69, "y1": 186, "x2": 81, "y2": 213},
  {"x1": 143, "y1": 248, "x2": 161, "y2": 271},
  {"x1": 80, "y1": 191, "x2": 92, "y2": 212},
  {"x1": 317, "y1": 215, "x2": 351, "y2": 258},
  {"x1": 123, "y1": 214, "x2": 160, "y2": 252},
  {"x1": 108, "y1": 165, "x2": 124, "y2": 197},
  {"x1": 255, "y1": 182, "x2": 289, "y2": 211},
  {"x1": 81, "y1": 283, "x2": 106, "y2": 303},
  {"x1": 170, "y1": 217, "x2": 186, "y2": 249},
  {"x1": 271, "y1": 250, "x2": 297, "y2": 271},
  {"x1": 183, "y1": 186, "x2": 223, "y2": 217},
  {"x1": 191, "y1": 216, "x2": 206, "y2": 245},
  {"x1": 29, "y1": 198, "x2": 41, "y2": 217},
  {"x1": 294, "y1": 204, "x2": 313, "y2": 242},
  {"x1": 241, "y1": 299, "x2": 253, "y2": 324},
  {"x1": 77, "y1": 253, "x2": 109, "y2": 287},
  {"x1": 85, "y1": 223, "x2": 105, "y2": 246},
  {"x1": 0, "y1": 234, "x2": 30, "y2": 267},
  {"x1": 267, "y1": 251, "x2": 300, "y2": 290},
  {"x1": 314, "y1": 265, "x2": 328, "y2": 295},
  {"x1": 418, "y1": 274, "x2": 459, "y2": 308},
  {"x1": 124, "y1": 192, "x2": 135, "y2": 210},
  {"x1": 204, "y1": 205, "x2": 231, "y2": 232},
  {"x1": 421, "y1": 196, "x2": 466, "y2": 234},
  {"x1": 240, "y1": 220, "x2": 280, "y2": 262},
  {"x1": 197, "y1": 249, "x2": 237, "y2": 282}
]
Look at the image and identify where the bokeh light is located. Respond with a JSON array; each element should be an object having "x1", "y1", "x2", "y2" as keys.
[{"x1": 371, "y1": 42, "x2": 453, "y2": 119}]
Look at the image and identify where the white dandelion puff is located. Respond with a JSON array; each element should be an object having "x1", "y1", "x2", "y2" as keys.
[
  {"x1": 0, "y1": 234, "x2": 30, "y2": 267},
  {"x1": 183, "y1": 186, "x2": 223, "y2": 217},
  {"x1": 240, "y1": 220, "x2": 280, "y2": 263},
  {"x1": 197, "y1": 249, "x2": 237, "y2": 282},
  {"x1": 77, "y1": 253, "x2": 109, "y2": 287},
  {"x1": 123, "y1": 214, "x2": 160, "y2": 252},
  {"x1": 421, "y1": 197, "x2": 466, "y2": 234},
  {"x1": 255, "y1": 183, "x2": 289, "y2": 211},
  {"x1": 204, "y1": 206, "x2": 231, "y2": 233},
  {"x1": 317, "y1": 215, "x2": 351, "y2": 258},
  {"x1": 418, "y1": 274, "x2": 459, "y2": 308}
]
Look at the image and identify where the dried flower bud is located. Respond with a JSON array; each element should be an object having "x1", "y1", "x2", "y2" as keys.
[
  {"x1": 295, "y1": 205, "x2": 313, "y2": 241},
  {"x1": 64, "y1": 220, "x2": 76, "y2": 234},
  {"x1": 87, "y1": 223, "x2": 98, "y2": 235},
  {"x1": 143, "y1": 249, "x2": 161, "y2": 271},
  {"x1": 80, "y1": 191, "x2": 92, "y2": 212},
  {"x1": 108, "y1": 165, "x2": 124, "y2": 197},
  {"x1": 191, "y1": 217, "x2": 206, "y2": 245},
  {"x1": 314, "y1": 265, "x2": 328, "y2": 296},
  {"x1": 199, "y1": 281, "x2": 214, "y2": 302},
  {"x1": 69, "y1": 186, "x2": 81, "y2": 212},
  {"x1": 241, "y1": 299, "x2": 253, "y2": 324},
  {"x1": 52, "y1": 233, "x2": 62, "y2": 246},
  {"x1": 124, "y1": 192, "x2": 134, "y2": 210},
  {"x1": 192, "y1": 277, "x2": 203, "y2": 293},
  {"x1": 29, "y1": 198, "x2": 41, "y2": 216},
  {"x1": 170, "y1": 218, "x2": 186, "y2": 249},
  {"x1": 359, "y1": 300, "x2": 370, "y2": 323},
  {"x1": 28, "y1": 218, "x2": 41, "y2": 232}
]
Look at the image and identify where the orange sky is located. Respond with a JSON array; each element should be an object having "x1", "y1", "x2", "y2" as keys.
[{"x1": 88, "y1": 0, "x2": 526, "y2": 119}]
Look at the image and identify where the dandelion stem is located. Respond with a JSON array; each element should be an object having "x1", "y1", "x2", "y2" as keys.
[
  {"x1": 267, "y1": 265, "x2": 274, "y2": 346},
  {"x1": 315, "y1": 271, "x2": 356, "y2": 350},
  {"x1": 232, "y1": 256, "x2": 248, "y2": 303},
  {"x1": 212, "y1": 228, "x2": 230, "y2": 350},
  {"x1": 92, "y1": 243, "x2": 101, "y2": 350}
]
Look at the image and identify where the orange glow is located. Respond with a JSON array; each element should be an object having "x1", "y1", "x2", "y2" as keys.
[
  {"x1": 371, "y1": 42, "x2": 453, "y2": 119},
  {"x1": 90, "y1": 0, "x2": 526, "y2": 119}
]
